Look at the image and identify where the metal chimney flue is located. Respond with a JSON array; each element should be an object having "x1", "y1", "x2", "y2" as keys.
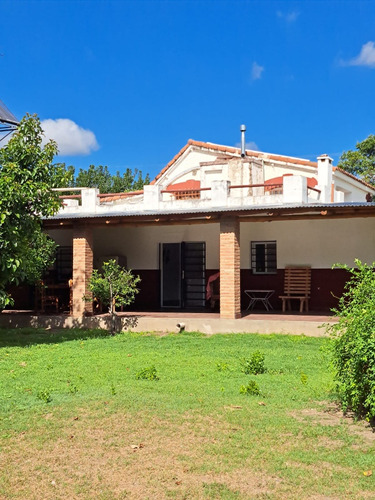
[{"x1": 240, "y1": 124, "x2": 246, "y2": 157}]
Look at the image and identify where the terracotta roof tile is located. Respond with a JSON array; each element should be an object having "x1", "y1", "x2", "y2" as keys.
[
  {"x1": 99, "y1": 190, "x2": 144, "y2": 203},
  {"x1": 188, "y1": 139, "x2": 317, "y2": 167}
]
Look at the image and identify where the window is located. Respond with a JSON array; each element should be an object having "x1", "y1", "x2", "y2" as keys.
[{"x1": 251, "y1": 241, "x2": 277, "y2": 274}]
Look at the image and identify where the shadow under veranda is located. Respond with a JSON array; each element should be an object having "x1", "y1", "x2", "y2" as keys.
[
  {"x1": 0, "y1": 326, "x2": 111, "y2": 348},
  {"x1": 0, "y1": 310, "x2": 140, "y2": 348}
]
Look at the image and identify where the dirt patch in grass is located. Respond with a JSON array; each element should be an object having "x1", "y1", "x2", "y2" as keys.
[
  {"x1": 1, "y1": 409, "x2": 281, "y2": 500},
  {"x1": 290, "y1": 402, "x2": 375, "y2": 447}
]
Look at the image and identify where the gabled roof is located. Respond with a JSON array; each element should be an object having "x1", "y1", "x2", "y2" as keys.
[
  {"x1": 151, "y1": 139, "x2": 375, "y2": 192},
  {"x1": 151, "y1": 139, "x2": 317, "y2": 184}
]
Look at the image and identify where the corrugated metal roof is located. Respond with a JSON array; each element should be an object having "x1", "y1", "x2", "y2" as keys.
[
  {"x1": 0, "y1": 99, "x2": 19, "y2": 125},
  {"x1": 46, "y1": 202, "x2": 375, "y2": 221}
]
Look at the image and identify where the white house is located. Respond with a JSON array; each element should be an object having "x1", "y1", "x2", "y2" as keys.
[{"x1": 35, "y1": 133, "x2": 375, "y2": 319}]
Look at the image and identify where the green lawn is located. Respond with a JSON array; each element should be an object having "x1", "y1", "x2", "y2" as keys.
[{"x1": 0, "y1": 328, "x2": 373, "y2": 499}]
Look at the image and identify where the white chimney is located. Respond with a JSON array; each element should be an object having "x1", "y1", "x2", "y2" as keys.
[{"x1": 317, "y1": 154, "x2": 333, "y2": 203}]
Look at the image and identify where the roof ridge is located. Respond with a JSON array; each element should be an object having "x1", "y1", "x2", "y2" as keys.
[{"x1": 188, "y1": 139, "x2": 317, "y2": 167}]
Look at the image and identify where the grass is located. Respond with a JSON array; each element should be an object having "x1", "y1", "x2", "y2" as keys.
[{"x1": 0, "y1": 328, "x2": 374, "y2": 499}]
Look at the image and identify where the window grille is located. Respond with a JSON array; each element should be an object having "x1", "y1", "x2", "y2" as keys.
[
  {"x1": 174, "y1": 190, "x2": 200, "y2": 200},
  {"x1": 251, "y1": 241, "x2": 277, "y2": 274}
]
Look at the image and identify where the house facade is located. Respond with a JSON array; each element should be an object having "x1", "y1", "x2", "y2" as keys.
[{"x1": 40, "y1": 138, "x2": 375, "y2": 319}]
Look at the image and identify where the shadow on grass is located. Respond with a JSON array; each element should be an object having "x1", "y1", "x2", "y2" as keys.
[
  {"x1": 0, "y1": 327, "x2": 113, "y2": 348},
  {"x1": 0, "y1": 313, "x2": 139, "y2": 347}
]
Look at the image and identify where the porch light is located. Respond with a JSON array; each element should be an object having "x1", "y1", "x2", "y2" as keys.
[
  {"x1": 320, "y1": 210, "x2": 327, "y2": 216},
  {"x1": 154, "y1": 218, "x2": 160, "y2": 222},
  {"x1": 59, "y1": 222, "x2": 64, "y2": 226},
  {"x1": 105, "y1": 220, "x2": 110, "y2": 224}
]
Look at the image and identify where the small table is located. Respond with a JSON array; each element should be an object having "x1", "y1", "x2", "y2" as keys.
[{"x1": 245, "y1": 290, "x2": 275, "y2": 311}]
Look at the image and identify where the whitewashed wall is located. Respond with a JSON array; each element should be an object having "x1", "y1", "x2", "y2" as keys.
[
  {"x1": 47, "y1": 229, "x2": 73, "y2": 246},
  {"x1": 240, "y1": 218, "x2": 375, "y2": 268},
  {"x1": 264, "y1": 162, "x2": 317, "y2": 182},
  {"x1": 93, "y1": 223, "x2": 220, "y2": 269},
  {"x1": 47, "y1": 217, "x2": 375, "y2": 271}
]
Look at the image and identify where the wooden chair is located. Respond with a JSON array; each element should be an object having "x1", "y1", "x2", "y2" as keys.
[
  {"x1": 279, "y1": 266, "x2": 311, "y2": 313},
  {"x1": 36, "y1": 281, "x2": 59, "y2": 313}
]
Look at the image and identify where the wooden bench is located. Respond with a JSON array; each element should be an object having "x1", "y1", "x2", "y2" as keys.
[{"x1": 279, "y1": 266, "x2": 311, "y2": 313}]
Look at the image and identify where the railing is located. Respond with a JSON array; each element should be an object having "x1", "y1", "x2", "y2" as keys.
[
  {"x1": 229, "y1": 183, "x2": 282, "y2": 190},
  {"x1": 160, "y1": 184, "x2": 283, "y2": 200},
  {"x1": 54, "y1": 180, "x2": 324, "y2": 213},
  {"x1": 98, "y1": 191, "x2": 143, "y2": 198},
  {"x1": 307, "y1": 186, "x2": 321, "y2": 194}
]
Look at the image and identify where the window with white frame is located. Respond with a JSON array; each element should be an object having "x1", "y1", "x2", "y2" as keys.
[{"x1": 251, "y1": 241, "x2": 277, "y2": 274}]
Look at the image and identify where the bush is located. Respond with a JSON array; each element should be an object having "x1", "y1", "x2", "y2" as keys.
[
  {"x1": 37, "y1": 389, "x2": 52, "y2": 403},
  {"x1": 240, "y1": 380, "x2": 261, "y2": 396},
  {"x1": 136, "y1": 365, "x2": 159, "y2": 381},
  {"x1": 240, "y1": 351, "x2": 266, "y2": 375},
  {"x1": 327, "y1": 260, "x2": 375, "y2": 421}
]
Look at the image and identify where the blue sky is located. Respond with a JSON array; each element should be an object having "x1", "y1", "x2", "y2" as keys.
[{"x1": 1, "y1": 0, "x2": 375, "y2": 180}]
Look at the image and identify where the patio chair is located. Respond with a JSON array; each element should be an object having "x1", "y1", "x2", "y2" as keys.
[
  {"x1": 206, "y1": 273, "x2": 220, "y2": 309},
  {"x1": 279, "y1": 266, "x2": 311, "y2": 313}
]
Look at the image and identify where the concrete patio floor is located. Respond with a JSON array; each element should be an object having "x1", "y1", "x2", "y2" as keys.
[{"x1": 0, "y1": 309, "x2": 337, "y2": 337}]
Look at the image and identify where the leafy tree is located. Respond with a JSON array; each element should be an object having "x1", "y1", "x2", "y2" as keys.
[
  {"x1": 75, "y1": 164, "x2": 112, "y2": 192},
  {"x1": 88, "y1": 260, "x2": 140, "y2": 334},
  {"x1": 327, "y1": 260, "x2": 375, "y2": 422},
  {"x1": 54, "y1": 163, "x2": 75, "y2": 188},
  {"x1": 338, "y1": 134, "x2": 375, "y2": 186},
  {"x1": 0, "y1": 114, "x2": 71, "y2": 309},
  {"x1": 58, "y1": 164, "x2": 150, "y2": 193}
]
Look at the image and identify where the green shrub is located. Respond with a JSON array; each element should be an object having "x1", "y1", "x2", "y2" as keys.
[
  {"x1": 241, "y1": 351, "x2": 266, "y2": 375},
  {"x1": 239, "y1": 380, "x2": 261, "y2": 396},
  {"x1": 327, "y1": 260, "x2": 375, "y2": 421},
  {"x1": 37, "y1": 389, "x2": 52, "y2": 403},
  {"x1": 216, "y1": 361, "x2": 230, "y2": 372},
  {"x1": 135, "y1": 365, "x2": 159, "y2": 381},
  {"x1": 300, "y1": 372, "x2": 308, "y2": 385}
]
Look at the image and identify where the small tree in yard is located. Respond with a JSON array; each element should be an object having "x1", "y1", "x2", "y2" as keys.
[
  {"x1": 88, "y1": 260, "x2": 140, "y2": 334},
  {"x1": 327, "y1": 260, "x2": 375, "y2": 423}
]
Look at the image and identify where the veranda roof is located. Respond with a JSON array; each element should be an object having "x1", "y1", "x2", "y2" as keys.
[{"x1": 43, "y1": 202, "x2": 375, "y2": 228}]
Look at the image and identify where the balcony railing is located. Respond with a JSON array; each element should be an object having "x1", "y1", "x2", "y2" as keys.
[{"x1": 54, "y1": 177, "x2": 322, "y2": 215}]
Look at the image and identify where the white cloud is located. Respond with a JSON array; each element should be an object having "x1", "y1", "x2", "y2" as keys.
[
  {"x1": 344, "y1": 41, "x2": 375, "y2": 68},
  {"x1": 41, "y1": 118, "x2": 99, "y2": 156},
  {"x1": 277, "y1": 10, "x2": 299, "y2": 23},
  {"x1": 235, "y1": 141, "x2": 259, "y2": 151},
  {"x1": 251, "y1": 62, "x2": 264, "y2": 81}
]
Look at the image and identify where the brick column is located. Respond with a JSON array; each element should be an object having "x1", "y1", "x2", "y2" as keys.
[
  {"x1": 220, "y1": 217, "x2": 241, "y2": 319},
  {"x1": 72, "y1": 224, "x2": 93, "y2": 317}
]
